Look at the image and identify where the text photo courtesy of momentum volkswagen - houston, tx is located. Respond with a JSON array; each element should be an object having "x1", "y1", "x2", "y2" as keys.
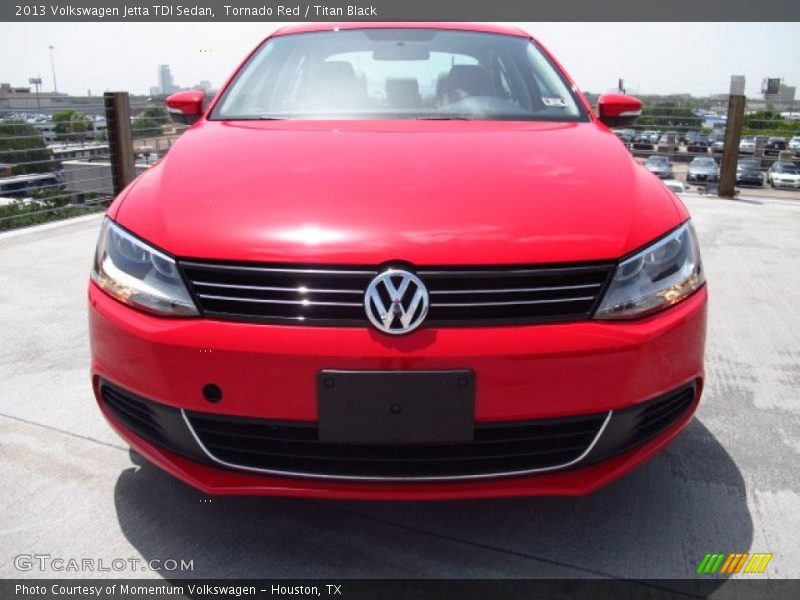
[{"x1": 1, "y1": 1, "x2": 800, "y2": 599}]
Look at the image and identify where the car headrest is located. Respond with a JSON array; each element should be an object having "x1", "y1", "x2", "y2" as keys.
[
  {"x1": 442, "y1": 65, "x2": 494, "y2": 98},
  {"x1": 385, "y1": 78, "x2": 421, "y2": 108}
]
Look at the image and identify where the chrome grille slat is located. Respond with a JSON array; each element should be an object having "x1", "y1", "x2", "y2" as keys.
[
  {"x1": 431, "y1": 296, "x2": 595, "y2": 308},
  {"x1": 193, "y1": 281, "x2": 364, "y2": 294},
  {"x1": 181, "y1": 261, "x2": 376, "y2": 276},
  {"x1": 196, "y1": 293, "x2": 363, "y2": 307},
  {"x1": 430, "y1": 283, "x2": 602, "y2": 295},
  {"x1": 416, "y1": 266, "x2": 610, "y2": 276},
  {"x1": 180, "y1": 260, "x2": 613, "y2": 326}
]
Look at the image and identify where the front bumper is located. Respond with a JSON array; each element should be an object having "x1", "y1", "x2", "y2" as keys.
[
  {"x1": 89, "y1": 282, "x2": 707, "y2": 499},
  {"x1": 686, "y1": 174, "x2": 718, "y2": 183},
  {"x1": 772, "y1": 179, "x2": 800, "y2": 189},
  {"x1": 736, "y1": 175, "x2": 763, "y2": 186}
]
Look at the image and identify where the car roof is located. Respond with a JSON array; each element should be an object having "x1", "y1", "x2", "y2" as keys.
[{"x1": 271, "y1": 22, "x2": 531, "y2": 38}]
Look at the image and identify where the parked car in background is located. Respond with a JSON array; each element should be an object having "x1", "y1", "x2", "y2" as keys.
[
  {"x1": 739, "y1": 137, "x2": 756, "y2": 154},
  {"x1": 708, "y1": 132, "x2": 725, "y2": 154},
  {"x1": 767, "y1": 161, "x2": 800, "y2": 188},
  {"x1": 612, "y1": 128, "x2": 635, "y2": 144},
  {"x1": 644, "y1": 154, "x2": 674, "y2": 179},
  {"x1": 764, "y1": 137, "x2": 787, "y2": 157},
  {"x1": 663, "y1": 180, "x2": 686, "y2": 194},
  {"x1": 686, "y1": 135, "x2": 710, "y2": 153},
  {"x1": 683, "y1": 131, "x2": 701, "y2": 145},
  {"x1": 657, "y1": 132, "x2": 680, "y2": 153},
  {"x1": 735, "y1": 159, "x2": 764, "y2": 187},
  {"x1": 686, "y1": 156, "x2": 719, "y2": 184},
  {"x1": 789, "y1": 136, "x2": 800, "y2": 154},
  {"x1": 632, "y1": 130, "x2": 658, "y2": 150}
]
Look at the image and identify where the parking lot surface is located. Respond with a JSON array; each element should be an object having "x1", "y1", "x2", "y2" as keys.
[{"x1": 1, "y1": 194, "x2": 799, "y2": 584}]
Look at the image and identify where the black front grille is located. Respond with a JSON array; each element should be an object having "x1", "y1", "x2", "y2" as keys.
[
  {"x1": 102, "y1": 384, "x2": 163, "y2": 443},
  {"x1": 180, "y1": 261, "x2": 613, "y2": 327},
  {"x1": 99, "y1": 379, "x2": 698, "y2": 482},
  {"x1": 185, "y1": 411, "x2": 608, "y2": 479},
  {"x1": 628, "y1": 385, "x2": 696, "y2": 448},
  {"x1": 99, "y1": 381, "x2": 207, "y2": 463}
]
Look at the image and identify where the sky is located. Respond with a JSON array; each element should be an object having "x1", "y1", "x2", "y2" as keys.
[{"x1": 0, "y1": 22, "x2": 798, "y2": 98}]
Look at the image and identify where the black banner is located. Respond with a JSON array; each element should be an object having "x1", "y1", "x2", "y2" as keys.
[
  {"x1": 3, "y1": 0, "x2": 800, "y2": 22},
  {"x1": 5, "y1": 579, "x2": 800, "y2": 600}
]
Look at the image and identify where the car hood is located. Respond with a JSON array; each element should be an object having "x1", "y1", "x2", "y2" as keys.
[{"x1": 115, "y1": 120, "x2": 684, "y2": 265}]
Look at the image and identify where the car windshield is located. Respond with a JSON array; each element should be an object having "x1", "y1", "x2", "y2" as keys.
[
  {"x1": 692, "y1": 158, "x2": 715, "y2": 167},
  {"x1": 738, "y1": 161, "x2": 759, "y2": 169},
  {"x1": 647, "y1": 156, "x2": 668, "y2": 165},
  {"x1": 777, "y1": 164, "x2": 800, "y2": 174},
  {"x1": 212, "y1": 29, "x2": 587, "y2": 121}
]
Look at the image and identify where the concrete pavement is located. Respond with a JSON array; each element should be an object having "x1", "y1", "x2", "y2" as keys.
[{"x1": 1, "y1": 194, "x2": 799, "y2": 586}]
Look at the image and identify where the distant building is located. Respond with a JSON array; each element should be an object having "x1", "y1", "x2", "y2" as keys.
[
  {"x1": 61, "y1": 159, "x2": 149, "y2": 203},
  {"x1": 48, "y1": 142, "x2": 109, "y2": 161},
  {"x1": 765, "y1": 84, "x2": 796, "y2": 111},
  {"x1": 193, "y1": 80, "x2": 213, "y2": 93},
  {"x1": 0, "y1": 82, "x2": 67, "y2": 110},
  {"x1": 158, "y1": 65, "x2": 180, "y2": 95}
]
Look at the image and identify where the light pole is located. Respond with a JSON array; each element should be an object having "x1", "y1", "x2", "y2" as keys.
[
  {"x1": 28, "y1": 77, "x2": 42, "y2": 110},
  {"x1": 48, "y1": 45, "x2": 58, "y2": 94}
]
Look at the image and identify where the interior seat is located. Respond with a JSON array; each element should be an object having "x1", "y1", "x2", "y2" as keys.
[{"x1": 385, "y1": 78, "x2": 423, "y2": 110}]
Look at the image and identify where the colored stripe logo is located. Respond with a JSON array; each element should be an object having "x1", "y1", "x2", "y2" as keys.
[{"x1": 697, "y1": 553, "x2": 773, "y2": 574}]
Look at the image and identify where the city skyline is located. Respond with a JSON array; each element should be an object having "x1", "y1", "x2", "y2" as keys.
[{"x1": 0, "y1": 22, "x2": 798, "y2": 98}]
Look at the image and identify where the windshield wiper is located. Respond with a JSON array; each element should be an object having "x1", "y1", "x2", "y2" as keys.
[
  {"x1": 416, "y1": 115, "x2": 476, "y2": 121},
  {"x1": 258, "y1": 115, "x2": 289, "y2": 120}
]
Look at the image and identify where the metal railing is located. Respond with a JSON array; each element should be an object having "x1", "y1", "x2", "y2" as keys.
[
  {"x1": 0, "y1": 93, "x2": 187, "y2": 231},
  {"x1": 2, "y1": 93, "x2": 799, "y2": 232}
]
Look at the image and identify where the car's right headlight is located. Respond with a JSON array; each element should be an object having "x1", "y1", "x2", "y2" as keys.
[
  {"x1": 91, "y1": 218, "x2": 198, "y2": 317},
  {"x1": 595, "y1": 220, "x2": 705, "y2": 320}
]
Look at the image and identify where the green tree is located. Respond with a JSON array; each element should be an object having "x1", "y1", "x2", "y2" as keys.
[
  {"x1": 744, "y1": 111, "x2": 786, "y2": 131},
  {"x1": 53, "y1": 110, "x2": 93, "y2": 140},
  {"x1": 638, "y1": 101, "x2": 703, "y2": 131},
  {"x1": 132, "y1": 107, "x2": 167, "y2": 139},
  {"x1": 0, "y1": 120, "x2": 56, "y2": 175}
]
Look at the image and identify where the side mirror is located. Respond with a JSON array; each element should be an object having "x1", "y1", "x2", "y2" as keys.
[
  {"x1": 597, "y1": 94, "x2": 642, "y2": 128},
  {"x1": 166, "y1": 90, "x2": 205, "y2": 125}
]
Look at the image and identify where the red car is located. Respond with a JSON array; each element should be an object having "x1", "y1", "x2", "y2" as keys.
[{"x1": 89, "y1": 23, "x2": 707, "y2": 500}]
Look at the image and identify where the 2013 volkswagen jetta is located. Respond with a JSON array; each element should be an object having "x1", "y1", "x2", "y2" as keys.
[{"x1": 89, "y1": 23, "x2": 707, "y2": 499}]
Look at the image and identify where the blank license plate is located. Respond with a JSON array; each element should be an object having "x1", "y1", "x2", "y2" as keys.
[{"x1": 317, "y1": 370, "x2": 475, "y2": 444}]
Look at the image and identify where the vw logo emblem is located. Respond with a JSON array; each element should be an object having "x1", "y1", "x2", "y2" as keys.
[{"x1": 364, "y1": 269, "x2": 429, "y2": 335}]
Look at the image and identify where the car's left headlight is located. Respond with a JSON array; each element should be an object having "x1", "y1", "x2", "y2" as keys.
[
  {"x1": 595, "y1": 220, "x2": 705, "y2": 320},
  {"x1": 91, "y1": 218, "x2": 198, "y2": 316}
]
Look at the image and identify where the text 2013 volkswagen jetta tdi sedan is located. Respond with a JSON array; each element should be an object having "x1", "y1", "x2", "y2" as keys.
[{"x1": 89, "y1": 23, "x2": 706, "y2": 499}]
